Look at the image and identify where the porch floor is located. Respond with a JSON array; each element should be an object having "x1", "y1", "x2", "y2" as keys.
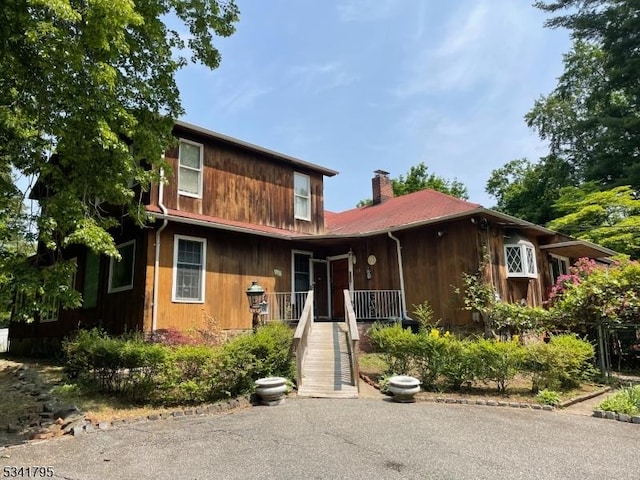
[{"x1": 297, "y1": 322, "x2": 358, "y2": 399}]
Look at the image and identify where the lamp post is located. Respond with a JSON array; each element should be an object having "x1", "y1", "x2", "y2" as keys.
[{"x1": 246, "y1": 280, "x2": 266, "y2": 332}]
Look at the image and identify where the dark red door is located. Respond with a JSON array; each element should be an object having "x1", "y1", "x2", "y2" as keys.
[{"x1": 331, "y1": 258, "x2": 349, "y2": 319}]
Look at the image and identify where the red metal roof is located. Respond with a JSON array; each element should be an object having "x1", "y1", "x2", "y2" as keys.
[
  {"x1": 146, "y1": 205, "x2": 313, "y2": 238},
  {"x1": 325, "y1": 189, "x2": 482, "y2": 235},
  {"x1": 147, "y1": 189, "x2": 481, "y2": 239}
]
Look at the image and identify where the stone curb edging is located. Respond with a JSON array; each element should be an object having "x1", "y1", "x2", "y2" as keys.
[
  {"x1": 1, "y1": 394, "x2": 259, "y2": 451},
  {"x1": 558, "y1": 386, "x2": 612, "y2": 409},
  {"x1": 360, "y1": 373, "x2": 556, "y2": 411},
  {"x1": 592, "y1": 410, "x2": 640, "y2": 425}
]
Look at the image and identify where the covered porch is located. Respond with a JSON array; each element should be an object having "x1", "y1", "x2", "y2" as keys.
[{"x1": 262, "y1": 289, "x2": 405, "y2": 323}]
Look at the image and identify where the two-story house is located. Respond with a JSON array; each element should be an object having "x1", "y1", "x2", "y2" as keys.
[{"x1": 9, "y1": 121, "x2": 615, "y2": 354}]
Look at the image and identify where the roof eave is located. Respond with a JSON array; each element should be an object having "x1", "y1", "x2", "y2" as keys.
[{"x1": 174, "y1": 120, "x2": 338, "y2": 177}]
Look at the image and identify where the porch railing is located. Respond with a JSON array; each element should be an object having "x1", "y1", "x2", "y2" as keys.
[
  {"x1": 263, "y1": 291, "x2": 309, "y2": 322},
  {"x1": 343, "y1": 290, "x2": 360, "y2": 390},
  {"x1": 350, "y1": 290, "x2": 403, "y2": 320},
  {"x1": 292, "y1": 291, "x2": 314, "y2": 390}
]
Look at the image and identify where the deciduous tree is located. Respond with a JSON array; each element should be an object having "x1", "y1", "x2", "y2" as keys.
[{"x1": 0, "y1": 0, "x2": 239, "y2": 315}]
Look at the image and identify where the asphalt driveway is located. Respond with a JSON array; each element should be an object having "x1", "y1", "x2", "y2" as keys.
[{"x1": 2, "y1": 398, "x2": 638, "y2": 480}]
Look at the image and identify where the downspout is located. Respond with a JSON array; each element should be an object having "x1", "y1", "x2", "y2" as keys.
[
  {"x1": 388, "y1": 231, "x2": 407, "y2": 319},
  {"x1": 152, "y1": 165, "x2": 168, "y2": 332}
]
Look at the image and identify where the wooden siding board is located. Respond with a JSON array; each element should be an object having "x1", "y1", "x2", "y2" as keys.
[
  {"x1": 155, "y1": 224, "x2": 294, "y2": 331},
  {"x1": 164, "y1": 138, "x2": 325, "y2": 234}
]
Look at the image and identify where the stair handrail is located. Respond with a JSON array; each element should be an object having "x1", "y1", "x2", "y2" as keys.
[
  {"x1": 292, "y1": 290, "x2": 314, "y2": 389},
  {"x1": 343, "y1": 289, "x2": 360, "y2": 390}
]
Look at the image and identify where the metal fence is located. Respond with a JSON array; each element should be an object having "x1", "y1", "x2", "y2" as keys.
[
  {"x1": 349, "y1": 290, "x2": 403, "y2": 320},
  {"x1": 263, "y1": 292, "x2": 309, "y2": 322}
]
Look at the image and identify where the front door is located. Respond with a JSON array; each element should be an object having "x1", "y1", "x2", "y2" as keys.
[
  {"x1": 312, "y1": 260, "x2": 329, "y2": 319},
  {"x1": 331, "y1": 258, "x2": 350, "y2": 319}
]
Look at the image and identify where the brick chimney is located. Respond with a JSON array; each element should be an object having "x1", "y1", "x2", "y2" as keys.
[{"x1": 372, "y1": 169, "x2": 393, "y2": 205}]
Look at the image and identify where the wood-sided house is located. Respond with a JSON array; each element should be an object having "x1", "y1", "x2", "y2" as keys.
[{"x1": 9, "y1": 121, "x2": 616, "y2": 353}]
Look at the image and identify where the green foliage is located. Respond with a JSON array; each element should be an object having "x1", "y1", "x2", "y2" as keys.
[
  {"x1": 598, "y1": 385, "x2": 640, "y2": 416},
  {"x1": 61, "y1": 323, "x2": 294, "y2": 405},
  {"x1": 413, "y1": 330, "x2": 448, "y2": 390},
  {"x1": 525, "y1": 334, "x2": 595, "y2": 392},
  {"x1": 469, "y1": 339, "x2": 526, "y2": 393},
  {"x1": 2, "y1": 0, "x2": 239, "y2": 317},
  {"x1": 456, "y1": 265, "x2": 552, "y2": 334},
  {"x1": 440, "y1": 336, "x2": 476, "y2": 390},
  {"x1": 491, "y1": 302, "x2": 553, "y2": 335},
  {"x1": 486, "y1": 157, "x2": 574, "y2": 226},
  {"x1": 411, "y1": 300, "x2": 437, "y2": 331},
  {"x1": 548, "y1": 184, "x2": 640, "y2": 257},
  {"x1": 367, "y1": 322, "x2": 417, "y2": 375},
  {"x1": 488, "y1": 3, "x2": 640, "y2": 238},
  {"x1": 549, "y1": 259, "x2": 640, "y2": 327},
  {"x1": 367, "y1": 324, "x2": 595, "y2": 394},
  {"x1": 536, "y1": 389, "x2": 561, "y2": 406},
  {"x1": 357, "y1": 162, "x2": 469, "y2": 206},
  {"x1": 392, "y1": 162, "x2": 469, "y2": 199}
]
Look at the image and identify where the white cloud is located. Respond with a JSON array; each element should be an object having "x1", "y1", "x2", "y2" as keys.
[
  {"x1": 393, "y1": 0, "x2": 543, "y2": 98},
  {"x1": 287, "y1": 62, "x2": 357, "y2": 94},
  {"x1": 215, "y1": 82, "x2": 272, "y2": 114}
]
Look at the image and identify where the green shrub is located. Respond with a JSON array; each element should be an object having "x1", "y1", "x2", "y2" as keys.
[
  {"x1": 536, "y1": 389, "x2": 561, "y2": 406},
  {"x1": 598, "y1": 385, "x2": 640, "y2": 415},
  {"x1": 413, "y1": 329, "x2": 447, "y2": 390},
  {"x1": 525, "y1": 334, "x2": 595, "y2": 392},
  {"x1": 470, "y1": 338, "x2": 525, "y2": 393},
  {"x1": 367, "y1": 322, "x2": 417, "y2": 375},
  {"x1": 441, "y1": 336, "x2": 476, "y2": 390},
  {"x1": 206, "y1": 322, "x2": 294, "y2": 400}
]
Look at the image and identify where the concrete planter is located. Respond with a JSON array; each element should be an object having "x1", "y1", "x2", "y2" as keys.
[
  {"x1": 388, "y1": 375, "x2": 420, "y2": 403},
  {"x1": 255, "y1": 377, "x2": 287, "y2": 406}
]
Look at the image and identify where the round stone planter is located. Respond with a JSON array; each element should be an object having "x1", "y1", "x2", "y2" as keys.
[
  {"x1": 388, "y1": 375, "x2": 420, "y2": 403},
  {"x1": 255, "y1": 377, "x2": 287, "y2": 406}
]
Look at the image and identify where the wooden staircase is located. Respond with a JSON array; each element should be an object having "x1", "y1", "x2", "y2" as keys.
[{"x1": 297, "y1": 322, "x2": 359, "y2": 398}]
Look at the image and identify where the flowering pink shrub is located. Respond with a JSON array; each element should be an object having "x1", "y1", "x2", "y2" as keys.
[{"x1": 549, "y1": 257, "x2": 603, "y2": 301}]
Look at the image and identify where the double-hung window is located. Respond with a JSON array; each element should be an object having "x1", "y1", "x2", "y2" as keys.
[
  {"x1": 504, "y1": 240, "x2": 537, "y2": 278},
  {"x1": 108, "y1": 241, "x2": 135, "y2": 293},
  {"x1": 178, "y1": 140, "x2": 203, "y2": 198},
  {"x1": 294, "y1": 172, "x2": 311, "y2": 221},
  {"x1": 173, "y1": 235, "x2": 206, "y2": 303}
]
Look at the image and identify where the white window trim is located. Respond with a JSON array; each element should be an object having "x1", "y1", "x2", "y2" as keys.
[
  {"x1": 108, "y1": 240, "x2": 136, "y2": 293},
  {"x1": 549, "y1": 253, "x2": 570, "y2": 282},
  {"x1": 294, "y1": 172, "x2": 311, "y2": 221},
  {"x1": 172, "y1": 234, "x2": 207, "y2": 304},
  {"x1": 504, "y1": 240, "x2": 538, "y2": 279},
  {"x1": 178, "y1": 138, "x2": 204, "y2": 199}
]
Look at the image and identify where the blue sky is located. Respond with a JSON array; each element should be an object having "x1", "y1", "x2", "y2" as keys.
[{"x1": 175, "y1": 0, "x2": 572, "y2": 212}]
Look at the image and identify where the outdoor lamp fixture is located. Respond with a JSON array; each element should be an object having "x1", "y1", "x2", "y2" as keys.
[{"x1": 246, "y1": 280, "x2": 266, "y2": 332}]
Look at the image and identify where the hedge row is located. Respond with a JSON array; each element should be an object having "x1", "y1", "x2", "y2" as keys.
[
  {"x1": 368, "y1": 323, "x2": 595, "y2": 393},
  {"x1": 61, "y1": 322, "x2": 294, "y2": 404}
]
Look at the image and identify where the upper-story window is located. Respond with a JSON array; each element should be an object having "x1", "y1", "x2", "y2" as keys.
[
  {"x1": 294, "y1": 172, "x2": 311, "y2": 221},
  {"x1": 505, "y1": 239, "x2": 537, "y2": 278},
  {"x1": 178, "y1": 139, "x2": 203, "y2": 198}
]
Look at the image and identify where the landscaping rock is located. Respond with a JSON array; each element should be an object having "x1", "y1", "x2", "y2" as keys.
[
  {"x1": 592, "y1": 410, "x2": 604, "y2": 418},
  {"x1": 617, "y1": 414, "x2": 630, "y2": 423},
  {"x1": 605, "y1": 411, "x2": 617, "y2": 420},
  {"x1": 631, "y1": 416, "x2": 640, "y2": 424},
  {"x1": 54, "y1": 406, "x2": 81, "y2": 421}
]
